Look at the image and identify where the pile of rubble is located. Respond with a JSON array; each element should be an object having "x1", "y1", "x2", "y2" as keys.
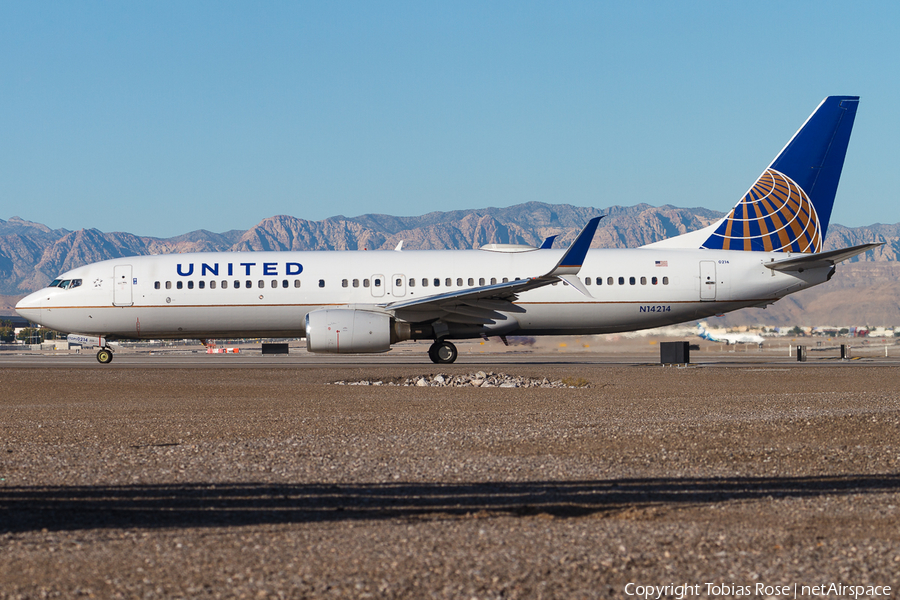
[{"x1": 331, "y1": 371, "x2": 589, "y2": 388}]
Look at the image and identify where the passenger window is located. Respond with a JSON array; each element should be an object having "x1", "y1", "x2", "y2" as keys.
[
  {"x1": 211, "y1": 281, "x2": 217, "y2": 289},
  {"x1": 374, "y1": 278, "x2": 381, "y2": 287},
  {"x1": 271, "y1": 280, "x2": 277, "y2": 288},
  {"x1": 596, "y1": 277, "x2": 602, "y2": 285},
  {"x1": 294, "y1": 280, "x2": 301, "y2": 288},
  {"x1": 618, "y1": 277, "x2": 624, "y2": 285},
  {"x1": 663, "y1": 277, "x2": 669, "y2": 285},
  {"x1": 154, "y1": 282, "x2": 160, "y2": 290},
  {"x1": 258, "y1": 280, "x2": 264, "y2": 288},
  {"x1": 234, "y1": 281, "x2": 240, "y2": 289},
  {"x1": 479, "y1": 278, "x2": 485, "y2": 286},
  {"x1": 166, "y1": 281, "x2": 172, "y2": 289},
  {"x1": 652, "y1": 277, "x2": 658, "y2": 285},
  {"x1": 607, "y1": 277, "x2": 614, "y2": 286},
  {"x1": 408, "y1": 278, "x2": 415, "y2": 287},
  {"x1": 421, "y1": 278, "x2": 428, "y2": 287},
  {"x1": 502, "y1": 277, "x2": 508, "y2": 283},
  {"x1": 396, "y1": 278, "x2": 402, "y2": 286},
  {"x1": 468, "y1": 278, "x2": 474, "y2": 286},
  {"x1": 318, "y1": 279, "x2": 325, "y2": 288},
  {"x1": 445, "y1": 278, "x2": 451, "y2": 287},
  {"x1": 198, "y1": 281, "x2": 205, "y2": 289},
  {"x1": 584, "y1": 277, "x2": 591, "y2": 285},
  {"x1": 629, "y1": 277, "x2": 635, "y2": 285},
  {"x1": 342, "y1": 279, "x2": 349, "y2": 288},
  {"x1": 457, "y1": 278, "x2": 463, "y2": 286},
  {"x1": 282, "y1": 280, "x2": 288, "y2": 288},
  {"x1": 245, "y1": 280, "x2": 251, "y2": 288},
  {"x1": 177, "y1": 281, "x2": 183, "y2": 290},
  {"x1": 434, "y1": 278, "x2": 440, "y2": 287},
  {"x1": 187, "y1": 281, "x2": 194, "y2": 289},
  {"x1": 222, "y1": 281, "x2": 228, "y2": 289},
  {"x1": 353, "y1": 279, "x2": 360, "y2": 288},
  {"x1": 364, "y1": 279, "x2": 370, "y2": 287},
  {"x1": 640, "y1": 277, "x2": 647, "y2": 285},
  {"x1": 491, "y1": 278, "x2": 497, "y2": 285}
]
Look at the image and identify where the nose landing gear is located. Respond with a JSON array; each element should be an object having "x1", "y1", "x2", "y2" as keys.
[{"x1": 428, "y1": 340, "x2": 458, "y2": 364}]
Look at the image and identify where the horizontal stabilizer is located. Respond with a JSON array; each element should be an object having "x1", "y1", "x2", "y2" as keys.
[{"x1": 764, "y1": 242, "x2": 882, "y2": 272}]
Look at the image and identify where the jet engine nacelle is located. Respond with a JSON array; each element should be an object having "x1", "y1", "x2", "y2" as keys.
[{"x1": 305, "y1": 309, "x2": 394, "y2": 354}]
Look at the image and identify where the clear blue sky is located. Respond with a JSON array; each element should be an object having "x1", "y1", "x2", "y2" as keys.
[{"x1": 3, "y1": 1, "x2": 899, "y2": 238}]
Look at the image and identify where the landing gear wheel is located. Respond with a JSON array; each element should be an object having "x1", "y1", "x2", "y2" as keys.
[
  {"x1": 96, "y1": 348, "x2": 114, "y2": 364},
  {"x1": 428, "y1": 340, "x2": 458, "y2": 364}
]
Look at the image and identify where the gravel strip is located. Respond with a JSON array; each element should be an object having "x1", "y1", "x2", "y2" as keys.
[{"x1": 0, "y1": 364, "x2": 898, "y2": 598}]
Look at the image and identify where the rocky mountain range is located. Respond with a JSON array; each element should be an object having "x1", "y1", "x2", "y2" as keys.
[{"x1": 2, "y1": 201, "x2": 898, "y2": 325}]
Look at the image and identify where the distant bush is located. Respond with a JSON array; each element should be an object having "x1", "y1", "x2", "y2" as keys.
[{"x1": 561, "y1": 377, "x2": 590, "y2": 388}]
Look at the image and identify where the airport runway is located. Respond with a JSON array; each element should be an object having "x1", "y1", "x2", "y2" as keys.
[
  {"x1": 2, "y1": 339, "x2": 900, "y2": 369},
  {"x1": 1, "y1": 353, "x2": 898, "y2": 598}
]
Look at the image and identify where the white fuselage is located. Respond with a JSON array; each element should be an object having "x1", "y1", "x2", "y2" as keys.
[{"x1": 16, "y1": 246, "x2": 830, "y2": 341}]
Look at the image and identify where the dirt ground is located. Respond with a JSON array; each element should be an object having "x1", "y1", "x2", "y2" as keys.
[{"x1": 1, "y1": 361, "x2": 898, "y2": 599}]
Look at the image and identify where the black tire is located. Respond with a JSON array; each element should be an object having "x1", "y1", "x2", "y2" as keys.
[
  {"x1": 96, "y1": 349, "x2": 113, "y2": 364},
  {"x1": 428, "y1": 340, "x2": 458, "y2": 364}
]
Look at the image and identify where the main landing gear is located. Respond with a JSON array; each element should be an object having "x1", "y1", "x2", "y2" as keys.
[
  {"x1": 96, "y1": 347, "x2": 114, "y2": 364},
  {"x1": 428, "y1": 340, "x2": 458, "y2": 364}
]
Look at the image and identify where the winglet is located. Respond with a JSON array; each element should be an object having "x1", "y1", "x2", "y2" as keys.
[
  {"x1": 549, "y1": 216, "x2": 603, "y2": 275},
  {"x1": 539, "y1": 235, "x2": 558, "y2": 249}
]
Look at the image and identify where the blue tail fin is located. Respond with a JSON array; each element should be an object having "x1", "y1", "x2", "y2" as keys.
[{"x1": 702, "y1": 96, "x2": 859, "y2": 253}]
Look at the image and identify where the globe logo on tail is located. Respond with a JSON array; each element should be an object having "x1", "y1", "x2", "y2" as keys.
[{"x1": 702, "y1": 168, "x2": 822, "y2": 253}]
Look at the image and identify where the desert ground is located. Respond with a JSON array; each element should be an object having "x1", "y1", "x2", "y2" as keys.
[{"x1": 1, "y1": 343, "x2": 898, "y2": 599}]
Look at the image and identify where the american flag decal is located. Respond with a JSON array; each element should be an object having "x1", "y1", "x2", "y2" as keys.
[{"x1": 655, "y1": 260, "x2": 668, "y2": 267}]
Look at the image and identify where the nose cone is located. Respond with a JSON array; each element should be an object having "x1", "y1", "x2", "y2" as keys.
[{"x1": 15, "y1": 291, "x2": 44, "y2": 324}]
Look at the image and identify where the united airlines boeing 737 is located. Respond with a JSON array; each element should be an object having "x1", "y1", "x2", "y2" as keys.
[{"x1": 15, "y1": 96, "x2": 880, "y2": 364}]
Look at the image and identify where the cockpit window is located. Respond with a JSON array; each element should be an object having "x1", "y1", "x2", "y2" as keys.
[{"x1": 50, "y1": 278, "x2": 82, "y2": 290}]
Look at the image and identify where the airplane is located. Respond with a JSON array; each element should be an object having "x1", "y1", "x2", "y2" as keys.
[
  {"x1": 15, "y1": 96, "x2": 882, "y2": 365},
  {"x1": 696, "y1": 322, "x2": 764, "y2": 346}
]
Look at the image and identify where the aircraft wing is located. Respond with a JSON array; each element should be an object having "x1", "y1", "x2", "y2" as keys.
[
  {"x1": 764, "y1": 242, "x2": 883, "y2": 272},
  {"x1": 379, "y1": 217, "x2": 602, "y2": 324}
]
